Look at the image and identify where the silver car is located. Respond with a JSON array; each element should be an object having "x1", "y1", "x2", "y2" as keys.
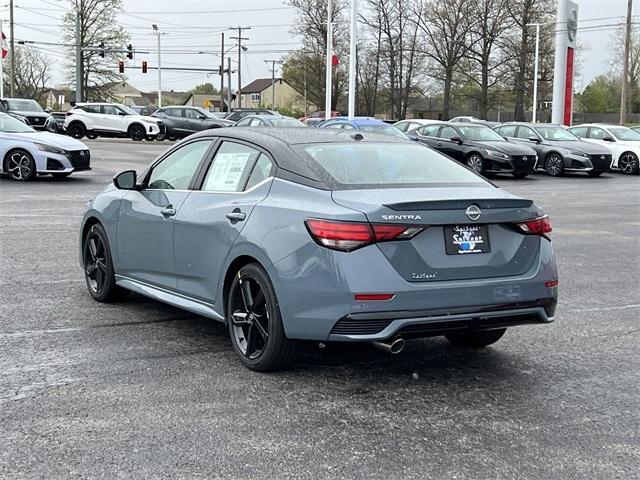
[{"x1": 80, "y1": 128, "x2": 559, "y2": 371}]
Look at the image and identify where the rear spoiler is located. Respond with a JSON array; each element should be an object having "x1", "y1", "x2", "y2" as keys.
[{"x1": 384, "y1": 199, "x2": 533, "y2": 211}]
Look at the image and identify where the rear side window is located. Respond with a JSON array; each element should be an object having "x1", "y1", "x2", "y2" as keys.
[
  {"x1": 300, "y1": 143, "x2": 487, "y2": 188},
  {"x1": 497, "y1": 125, "x2": 516, "y2": 137},
  {"x1": 245, "y1": 154, "x2": 274, "y2": 190},
  {"x1": 202, "y1": 142, "x2": 262, "y2": 192}
]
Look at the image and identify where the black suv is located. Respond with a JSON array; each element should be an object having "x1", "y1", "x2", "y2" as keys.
[
  {"x1": 1, "y1": 98, "x2": 54, "y2": 131},
  {"x1": 411, "y1": 122, "x2": 538, "y2": 178},
  {"x1": 494, "y1": 123, "x2": 613, "y2": 176},
  {"x1": 152, "y1": 106, "x2": 233, "y2": 140}
]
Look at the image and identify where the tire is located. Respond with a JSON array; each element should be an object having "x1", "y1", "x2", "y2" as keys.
[
  {"x1": 227, "y1": 263, "x2": 297, "y2": 372},
  {"x1": 466, "y1": 153, "x2": 485, "y2": 174},
  {"x1": 4, "y1": 149, "x2": 37, "y2": 181},
  {"x1": 544, "y1": 153, "x2": 564, "y2": 176},
  {"x1": 67, "y1": 122, "x2": 86, "y2": 139},
  {"x1": 445, "y1": 328, "x2": 506, "y2": 348},
  {"x1": 86, "y1": 132, "x2": 99, "y2": 140},
  {"x1": 128, "y1": 124, "x2": 146, "y2": 141},
  {"x1": 618, "y1": 152, "x2": 640, "y2": 175},
  {"x1": 512, "y1": 171, "x2": 529, "y2": 179},
  {"x1": 587, "y1": 171, "x2": 604, "y2": 177},
  {"x1": 51, "y1": 172, "x2": 71, "y2": 179},
  {"x1": 167, "y1": 135, "x2": 178, "y2": 141},
  {"x1": 82, "y1": 223, "x2": 130, "y2": 303}
]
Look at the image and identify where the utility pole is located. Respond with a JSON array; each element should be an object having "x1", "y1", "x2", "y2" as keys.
[
  {"x1": 227, "y1": 56, "x2": 232, "y2": 111},
  {"x1": 220, "y1": 33, "x2": 225, "y2": 112},
  {"x1": 0, "y1": 20, "x2": 4, "y2": 98},
  {"x1": 75, "y1": 12, "x2": 83, "y2": 103},
  {"x1": 325, "y1": 0, "x2": 333, "y2": 120},
  {"x1": 229, "y1": 26, "x2": 250, "y2": 109},
  {"x1": 347, "y1": 0, "x2": 357, "y2": 119},
  {"x1": 152, "y1": 24, "x2": 162, "y2": 108},
  {"x1": 9, "y1": 0, "x2": 15, "y2": 97},
  {"x1": 620, "y1": 0, "x2": 633, "y2": 125},
  {"x1": 527, "y1": 23, "x2": 542, "y2": 123},
  {"x1": 264, "y1": 60, "x2": 283, "y2": 109}
]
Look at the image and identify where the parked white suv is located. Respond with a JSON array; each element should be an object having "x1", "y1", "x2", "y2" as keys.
[{"x1": 64, "y1": 103, "x2": 164, "y2": 141}]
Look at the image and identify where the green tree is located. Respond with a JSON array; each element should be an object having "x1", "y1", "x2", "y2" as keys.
[
  {"x1": 189, "y1": 83, "x2": 218, "y2": 95},
  {"x1": 3, "y1": 46, "x2": 51, "y2": 102},
  {"x1": 577, "y1": 75, "x2": 620, "y2": 113},
  {"x1": 62, "y1": 0, "x2": 130, "y2": 101}
]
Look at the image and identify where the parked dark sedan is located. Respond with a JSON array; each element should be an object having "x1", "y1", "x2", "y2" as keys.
[
  {"x1": 152, "y1": 106, "x2": 233, "y2": 140},
  {"x1": 411, "y1": 122, "x2": 538, "y2": 177},
  {"x1": 224, "y1": 109, "x2": 277, "y2": 123},
  {"x1": 1, "y1": 98, "x2": 54, "y2": 131},
  {"x1": 494, "y1": 123, "x2": 613, "y2": 176}
]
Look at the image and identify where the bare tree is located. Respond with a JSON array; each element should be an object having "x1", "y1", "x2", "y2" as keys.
[
  {"x1": 62, "y1": 0, "x2": 129, "y2": 101},
  {"x1": 416, "y1": 0, "x2": 475, "y2": 119},
  {"x1": 463, "y1": 0, "x2": 510, "y2": 119},
  {"x1": 284, "y1": 0, "x2": 348, "y2": 110},
  {"x1": 3, "y1": 46, "x2": 51, "y2": 102}
]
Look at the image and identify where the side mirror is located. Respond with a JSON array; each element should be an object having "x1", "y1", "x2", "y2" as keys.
[
  {"x1": 113, "y1": 170, "x2": 137, "y2": 190},
  {"x1": 529, "y1": 136, "x2": 540, "y2": 143},
  {"x1": 198, "y1": 115, "x2": 207, "y2": 120},
  {"x1": 118, "y1": 111, "x2": 127, "y2": 116},
  {"x1": 450, "y1": 136, "x2": 462, "y2": 144},
  {"x1": 602, "y1": 136, "x2": 614, "y2": 142}
]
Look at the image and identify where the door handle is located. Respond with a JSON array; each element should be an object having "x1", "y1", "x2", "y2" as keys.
[
  {"x1": 226, "y1": 210, "x2": 246, "y2": 222},
  {"x1": 161, "y1": 206, "x2": 177, "y2": 217}
]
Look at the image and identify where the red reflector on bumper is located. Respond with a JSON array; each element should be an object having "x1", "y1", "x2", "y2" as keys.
[
  {"x1": 545, "y1": 280, "x2": 559, "y2": 288},
  {"x1": 354, "y1": 293, "x2": 395, "y2": 301}
]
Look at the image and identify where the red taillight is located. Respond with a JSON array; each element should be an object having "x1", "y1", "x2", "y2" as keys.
[
  {"x1": 305, "y1": 219, "x2": 424, "y2": 252},
  {"x1": 354, "y1": 293, "x2": 395, "y2": 301},
  {"x1": 545, "y1": 280, "x2": 559, "y2": 288},
  {"x1": 515, "y1": 216, "x2": 552, "y2": 236}
]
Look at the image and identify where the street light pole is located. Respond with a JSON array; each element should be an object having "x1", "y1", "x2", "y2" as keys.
[
  {"x1": 527, "y1": 23, "x2": 542, "y2": 123},
  {"x1": 152, "y1": 24, "x2": 162, "y2": 108},
  {"x1": 347, "y1": 0, "x2": 357, "y2": 119},
  {"x1": 620, "y1": 0, "x2": 633, "y2": 125},
  {"x1": 230, "y1": 26, "x2": 250, "y2": 109},
  {"x1": 220, "y1": 33, "x2": 225, "y2": 112},
  {"x1": 325, "y1": 0, "x2": 333, "y2": 120}
]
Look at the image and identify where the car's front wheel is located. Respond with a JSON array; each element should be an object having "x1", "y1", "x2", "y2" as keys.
[
  {"x1": 618, "y1": 152, "x2": 639, "y2": 175},
  {"x1": 83, "y1": 223, "x2": 129, "y2": 302},
  {"x1": 5, "y1": 150, "x2": 36, "y2": 181},
  {"x1": 227, "y1": 263, "x2": 297, "y2": 371},
  {"x1": 128, "y1": 124, "x2": 146, "y2": 141},
  {"x1": 67, "y1": 122, "x2": 86, "y2": 139},
  {"x1": 466, "y1": 153, "x2": 484, "y2": 174},
  {"x1": 446, "y1": 328, "x2": 506, "y2": 348},
  {"x1": 544, "y1": 153, "x2": 564, "y2": 176}
]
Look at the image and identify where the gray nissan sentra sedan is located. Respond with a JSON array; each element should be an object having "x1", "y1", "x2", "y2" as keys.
[{"x1": 80, "y1": 128, "x2": 558, "y2": 371}]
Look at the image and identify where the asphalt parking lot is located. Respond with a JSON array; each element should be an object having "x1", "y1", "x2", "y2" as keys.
[{"x1": 1, "y1": 139, "x2": 639, "y2": 479}]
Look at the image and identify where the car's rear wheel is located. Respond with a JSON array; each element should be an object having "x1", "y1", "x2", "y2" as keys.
[
  {"x1": 446, "y1": 328, "x2": 506, "y2": 348},
  {"x1": 227, "y1": 263, "x2": 297, "y2": 371},
  {"x1": 67, "y1": 122, "x2": 86, "y2": 139},
  {"x1": 5, "y1": 150, "x2": 36, "y2": 181},
  {"x1": 618, "y1": 152, "x2": 639, "y2": 175},
  {"x1": 544, "y1": 154, "x2": 564, "y2": 176},
  {"x1": 83, "y1": 223, "x2": 129, "y2": 302},
  {"x1": 129, "y1": 124, "x2": 146, "y2": 141},
  {"x1": 466, "y1": 153, "x2": 484, "y2": 174}
]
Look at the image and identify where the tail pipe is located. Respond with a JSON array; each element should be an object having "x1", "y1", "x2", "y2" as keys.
[{"x1": 372, "y1": 337, "x2": 406, "y2": 355}]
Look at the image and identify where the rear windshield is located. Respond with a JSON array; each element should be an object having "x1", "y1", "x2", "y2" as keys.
[
  {"x1": 299, "y1": 142, "x2": 488, "y2": 189},
  {"x1": 358, "y1": 125, "x2": 406, "y2": 138}
]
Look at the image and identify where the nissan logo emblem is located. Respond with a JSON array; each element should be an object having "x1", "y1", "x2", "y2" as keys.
[{"x1": 465, "y1": 205, "x2": 482, "y2": 221}]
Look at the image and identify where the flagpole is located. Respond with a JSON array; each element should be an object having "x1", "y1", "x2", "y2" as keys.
[
  {"x1": 347, "y1": 0, "x2": 357, "y2": 119},
  {"x1": 324, "y1": 0, "x2": 332, "y2": 120}
]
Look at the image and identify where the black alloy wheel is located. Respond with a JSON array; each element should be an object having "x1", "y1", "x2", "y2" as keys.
[
  {"x1": 5, "y1": 150, "x2": 36, "y2": 181},
  {"x1": 129, "y1": 124, "x2": 146, "y2": 141},
  {"x1": 544, "y1": 154, "x2": 564, "y2": 176},
  {"x1": 68, "y1": 122, "x2": 86, "y2": 139},
  {"x1": 618, "y1": 152, "x2": 640, "y2": 175},
  {"x1": 83, "y1": 223, "x2": 129, "y2": 302},
  {"x1": 227, "y1": 263, "x2": 297, "y2": 371},
  {"x1": 466, "y1": 153, "x2": 484, "y2": 174}
]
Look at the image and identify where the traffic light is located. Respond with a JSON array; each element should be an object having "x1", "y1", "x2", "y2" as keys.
[
  {"x1": 141, "y1": 61, "x2": 148, "y2": 74},
  {"x1": 99, "y1": 42, "x2": 105, "y2": 58},
  {"x1": 118, "y1": 60, "x2": 125, "y2": 74},
  {"x1": 126, "y1": 44, "x2": 133, "y2": 59}
]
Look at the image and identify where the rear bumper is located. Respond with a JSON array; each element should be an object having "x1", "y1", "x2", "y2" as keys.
[{"x1": 329, "y1": 299, "x2": 556, "y2": 341}]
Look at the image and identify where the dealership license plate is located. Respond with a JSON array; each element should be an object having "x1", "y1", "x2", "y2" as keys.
[{"x1": 444, "y1": 225, "x2": 491, "y2": 255}]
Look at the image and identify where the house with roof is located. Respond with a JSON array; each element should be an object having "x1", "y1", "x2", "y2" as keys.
[
  {"x1": 183, "y1": 93, "x2": 230, "y2": 112},
  {"x1": 239, "y1": 78, "x2": 312, "y2": 113}
]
